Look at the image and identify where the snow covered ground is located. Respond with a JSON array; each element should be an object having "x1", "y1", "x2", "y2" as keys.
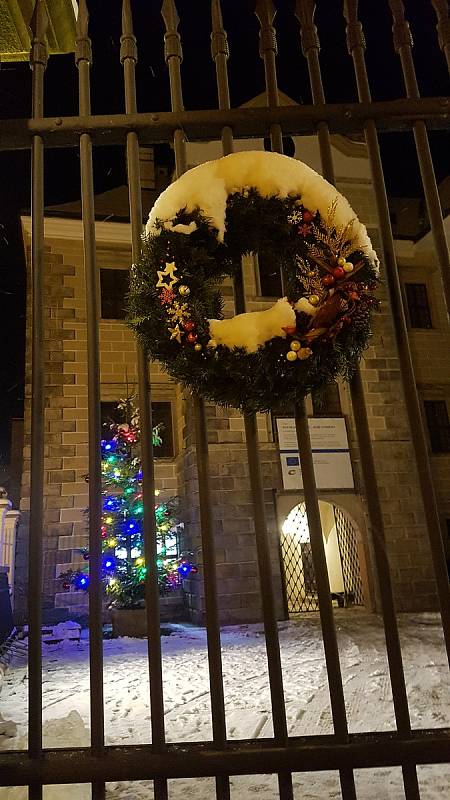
[{"x1": 1, "y1": 610, "x2": 449, "y2": 799}]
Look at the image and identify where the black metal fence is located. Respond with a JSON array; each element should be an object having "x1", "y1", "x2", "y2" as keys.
[{"x1": 1, "y1": 1, "x2": 450, "y2": 799}]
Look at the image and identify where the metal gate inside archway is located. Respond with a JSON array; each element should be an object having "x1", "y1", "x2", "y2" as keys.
[{"x1": 281, "y1": 501, "x2": 364, "y2": 614}]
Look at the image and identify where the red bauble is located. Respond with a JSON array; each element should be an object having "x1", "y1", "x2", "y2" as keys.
[
  {"x1": 183, "y1": 320, "x2": 195, "y2": 332},
  {"x1": 186, "y1": 332, "x2": 197, "y2": 343},
  {"x1": 322, "y1": 274, "x2": 335, "y2": 287},
  {"x1": 62, "y1": 582, "x2": 70, "y2": 591},
  {"x1": 332, "y1": 267, "x2": 345, "y2": 280},
  {"x1": 349, "y1": 291, "x2": 359, "y2": 301},
  {"x1": 342, "y1": 315, "x2": 352, "y2": 326},
  {"x1": 302, "y1": 209, "x2": 313, "y2": 222},
  {"x1": 282, "y1": 325, "x2": 297, "y2": 335}
]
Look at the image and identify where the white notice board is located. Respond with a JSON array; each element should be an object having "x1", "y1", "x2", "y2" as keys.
[{"x1": 276, "y1": 417, "x2": 354, "y2": 490}]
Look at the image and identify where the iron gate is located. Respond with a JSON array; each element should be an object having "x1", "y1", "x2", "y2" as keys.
[
  {"x1": 281, "y1": 502, "x2": 364, "y2": 613},
  {"x1": 281, "y1": 502, "x2": 319, "y2": 613},
  {"x1": 1, "y1": 1, "x2": 450, "y2": 799},
  {"x1": 334, "y1": 506, "x2": 364, "y2": 608}
]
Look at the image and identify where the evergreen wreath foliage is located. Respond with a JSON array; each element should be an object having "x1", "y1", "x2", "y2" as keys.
[{"x1": 127, "y1": 182, "x2": 379, "y2": 415}]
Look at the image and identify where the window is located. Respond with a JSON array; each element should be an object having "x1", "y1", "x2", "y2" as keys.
[
  {"x1": 100, "y1": 401, "x2": 174, "y2": 458},
  {"x1": 312, "y1": 383, "x2": 342, "y2": 417},
  {"x1": 257, "y1": 251, "x2": 283, "y2": 298},
  {"x1": 100, "y1": 268, "x2": 129, "y2": 320},
  {"x1": 152, "y1": 402, "x2": 175, "y2": 458},
  {"x1": 424, "y1": 400, "x2": 450, "y2": 453},
  {"x1": 404, "y1": 282, "x2": 432, "y2": 329},
  {"x1": 263, "y1": 136, "x2": 295, "y2": 158}
]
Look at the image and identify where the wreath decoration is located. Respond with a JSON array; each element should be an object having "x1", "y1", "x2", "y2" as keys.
[{"x1": 127, "y1": 151, "x2": 379, "y2": 414}]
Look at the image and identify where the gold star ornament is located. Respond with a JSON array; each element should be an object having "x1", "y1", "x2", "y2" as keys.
[
  {"x1": 156, "y1": 261, "x2": 179, "y2": 290},
  {"x1": 168, "y1": 324, "x2": 183, "y2": 343}
]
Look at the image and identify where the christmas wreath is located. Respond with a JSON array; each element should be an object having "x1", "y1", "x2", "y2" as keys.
[{"x1": 127, "y1": 151, "x2": 379, "y2": 414}]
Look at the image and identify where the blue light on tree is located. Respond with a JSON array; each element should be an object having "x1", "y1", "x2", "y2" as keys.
[
  {"x1": 102, "y1": 555, "x2": 116, "y2": 572},
  {"x1": 74, "y1": 573, "x2": 90, "y2": 590}
]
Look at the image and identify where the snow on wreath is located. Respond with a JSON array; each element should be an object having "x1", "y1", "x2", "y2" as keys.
[{"x1": 127, "y1": 151, "x2": 380, "y2": 414}]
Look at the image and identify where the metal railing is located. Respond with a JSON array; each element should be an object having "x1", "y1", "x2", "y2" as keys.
[{"x1": 1, "y1": 1, "x2": 450, "y2": 799}]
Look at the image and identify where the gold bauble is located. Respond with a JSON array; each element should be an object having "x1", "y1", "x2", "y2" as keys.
[
  {"x1": 308, "y1": 294, "x2": 320, "y2": 306},
  {"x1": 337, "y1": 256, "x2": 346, "y2": 267},
  {"x1": 298, "y1": 347, "x2": 313, "y2": 360},
  {"x1": 194, "y1": 343, "x2": 202, "y2": 352},
  {"x1": 286, "y1": 350, "x2": 298, "y2": 362},
  {"x1": 343, "y1": 261, "x2": 354, "y2": 273},
  {"x1": 290, "y1": 340, "x2": 301, "y2": 352},
  {"x1": 179, "y1": 284, "x2": 191, "y2": 297}
]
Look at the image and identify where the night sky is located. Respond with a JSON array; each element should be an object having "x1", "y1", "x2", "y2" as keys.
[{"x1": 0, "y1": 0, "x2": 449, "y2": 460}]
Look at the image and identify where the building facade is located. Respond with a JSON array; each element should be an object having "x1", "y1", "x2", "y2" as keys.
[{"x1": 16, "y1": 125, "x2": 450, "y2": 624}]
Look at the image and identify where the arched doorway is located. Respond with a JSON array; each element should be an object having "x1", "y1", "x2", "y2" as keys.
[{"x1": 280, "y1": 500, "x2": 364, "y2": 614}]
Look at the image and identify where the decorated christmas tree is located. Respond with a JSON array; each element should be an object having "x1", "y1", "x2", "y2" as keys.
[{"x1": 61, "y1": 397, "x2": 196, "y2": 608}]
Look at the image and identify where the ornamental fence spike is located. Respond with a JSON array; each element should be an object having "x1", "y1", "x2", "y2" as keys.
[
  {"x1": 255, "y1": 0, "x2": 278, "y2": 58},
  {"x1": 122, "y1": 0, "x2": 134, "y2": 36},
  {"x1": 254, "y1": 0, "x2": 277, "y2": 26},
  {"x1": 294, "y1": 0, "x2": 316, "y2": 27},
  {"x1": 431, "y1": 0, "x2": 450, "y2": 54},
  {"x1": 211, "y1": 0, "x2": 229, "y2": 60},
  {"x1": 294, "y1": 0, "x2": 320, "y2": 55},
  {"x1": 388, "y1": 0, "x2": 414, "y2": 51},
  {"x1": 121, "y1": 0, "x2": 137, "y2": 64},
  {"x1": 29, "y1": 0, "x2": 48, "y2": 42},
  {"x1": 343, "y1": 0, "x2": 366, "y2": 53},
  {"x1": 211, "y1": 0, "x2": 224, "y2": 31},
  {"x1": 342, "y1": 0, "x2": 360, "y2": 25},
  {"x1": 161, "y1": 0, "x2": 180, "y2": 32},
  {"x1": 76, "y1": 0, "x2": 90, "y2": 38}
]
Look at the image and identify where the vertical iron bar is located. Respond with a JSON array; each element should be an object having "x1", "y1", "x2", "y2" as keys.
[
  {"x1": 295, "y1": 0, "x2": 336, "y2": 183},
  {"x1": 242, "y1": 413, "x2": 293, "y2": 800},
  {"x1": 256, "y1": 2, "x2": 355, "y2": 796},
  {"x1": 211, "y1": 0, "x2": 233, "y2": 155},
  {"x1": 388, "y1": 0, "x2": 450, "y2": 321},
  {"x1": 343, "y1": 0, "x2": 450, "y2": 669},
  {"x1": 120, "y1": 4, "x2": 168, "y2": 800},
  {"x1": 75, "y1": 4, "x2": 105, "y2": 799},
  {"x1": 255, "y1": 0, "x2": 284, "y2": 154},
  {"x1": 28, "y1": 3, "x2": 48, "y2": 798},
  {"x1": 293, "y1": 401, "x2": 356, "y2": 800},
  {"x1": 192, "y1": 394, "x2": 229, "y2": 753},
  {"x1": 250, "y1": 4, "x2": 296, "y2": 798},
  {"x1": 431, "y1": 0, "x2": 450, "y2": 73},
  {"x1": 295, "y1": 3, "x2": 420, "y2": 797},
  {"x1": 162, "y1": 3, "x2": 230, "y2": 798},
  {"x1": 214, "y1": 3, "x2": 293, "y2": 795}
]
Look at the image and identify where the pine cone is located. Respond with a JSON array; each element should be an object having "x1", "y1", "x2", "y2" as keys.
[{"x1": 351, "y1": 302, "x2": 370, "y2": 332}]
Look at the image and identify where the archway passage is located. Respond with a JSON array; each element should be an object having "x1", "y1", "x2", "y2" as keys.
[{"x1": 280, "y1": 501, "x2": 364, "y2": 614}]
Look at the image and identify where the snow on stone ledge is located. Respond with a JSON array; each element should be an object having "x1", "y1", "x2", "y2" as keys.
[
  {"x1": 1, "y1": 711, "x2": 90, "y2": 799},
  {"x1": 146, "y1": 151, "x2": 378, "y2": 269}
]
